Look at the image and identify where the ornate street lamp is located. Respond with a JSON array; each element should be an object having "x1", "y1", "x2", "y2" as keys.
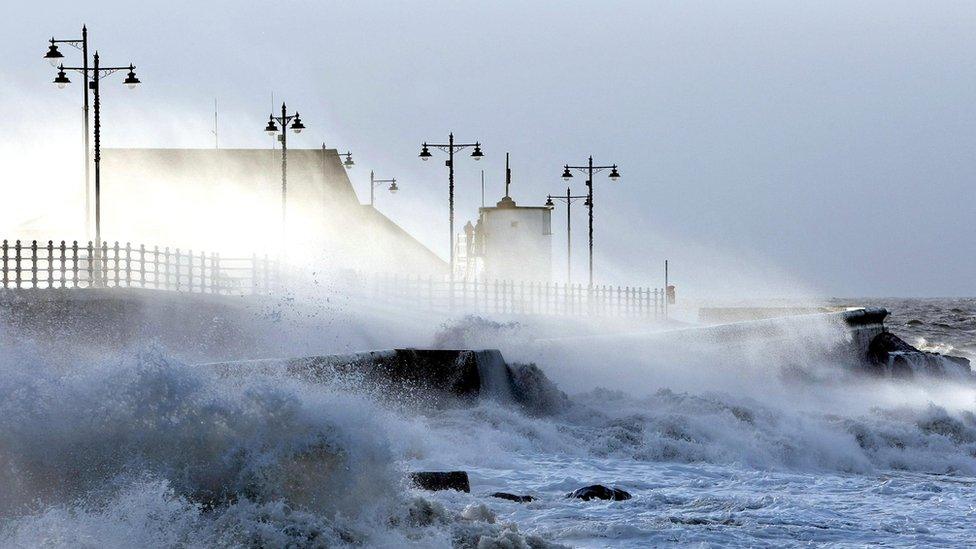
[
  {"x1": 52, "y1": 50, "x2": 141, "y2": 253},
  {"x1": 559, "y1": 156, "x2": 621, "y2": 287},
  {"x1": 368, "y1": 171, "x2": 398, "y2": 207},
  {"x1": 418, "y1": 133, "x2": 483, "y2": 280},
  {"x1": 264, "y1": 102, "x2": 306, "y2": 235},
  {"x1": 546, "y1": 188, "x2": 588, "y2": 285}
]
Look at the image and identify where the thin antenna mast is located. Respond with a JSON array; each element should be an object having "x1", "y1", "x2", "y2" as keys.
[
  {"x1": 665, "y1": 259, "x2": 669, "y2": 320},
  {"x1": 212, "y1": 97, "x2": 218, "y2": 149},
  {"x1": 504, "y1": 153, "x2": 511, "y2": 198}
]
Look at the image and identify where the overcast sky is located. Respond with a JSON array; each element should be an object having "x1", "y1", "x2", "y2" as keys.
[{"x1": 1, "y1": 1, "x2": 973, "y2": 298}]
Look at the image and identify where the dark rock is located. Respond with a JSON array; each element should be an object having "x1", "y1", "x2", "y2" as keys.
[
  {"x1": 866, "y1": 332, "x2": 971, "y2": 378},
  {"x1": 209, "y1": 349, "x2": 502, "y2": 406},
  {"x1": 490, "y1": 492, "x2": 535, "y2": 503},
  {"x1": 566, "y1": 485, "x2": 631, "y2": 501},
  {"x1": 410, "y1": 471, "x2": 470, "y2": 492}
]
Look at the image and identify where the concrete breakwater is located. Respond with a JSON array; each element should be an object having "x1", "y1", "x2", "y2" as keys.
[
  {"x1": 201, "y1": 348, "x2": 569, "y2": 413},
  {"x1": 202, "y1": 349, "x2": 514, "y2": 406}
]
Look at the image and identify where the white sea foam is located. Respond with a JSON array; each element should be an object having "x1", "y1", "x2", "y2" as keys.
[{"x1": 2, "y1": 301, "x2": 976, "y2": 547}]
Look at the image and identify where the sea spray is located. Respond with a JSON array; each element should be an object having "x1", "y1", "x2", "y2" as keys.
[
  {"x1": 0, "y1": 347, "x2": 572, "y2": 547},
  {"x1": 0, "y1": 348, "x2": 435, "y2": 546},
  {"x1": 3, "y1": 304, "x2": 976, "y2": 546}
]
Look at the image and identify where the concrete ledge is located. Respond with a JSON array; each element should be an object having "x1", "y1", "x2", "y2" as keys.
[{"x1": 203, "y1": 348, "x2": 512, "y2": 404}]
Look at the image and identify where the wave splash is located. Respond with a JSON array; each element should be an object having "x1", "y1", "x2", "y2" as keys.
[
  {"x1": 0, "y1": 350, "x2": 559, "y2": 547},
  {"x1": 3, "y1": 325, "x2": 976, "y2": 546}
]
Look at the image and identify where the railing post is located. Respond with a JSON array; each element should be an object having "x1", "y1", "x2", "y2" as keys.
[
  {"x1": 174, "y1": 248, "x2": 181, "y2": 291},
  {"x1": 124, "y1": 242, "x2": 132, "y2": 288},
  {"x1": 84, "y1": 241, "x2": 93, "y2": 288},
  {"x1": 517, "y1": 280, "x2": 523, "y2": 314},
  {"x1": 542, "y1": 281, "x2": 552, "y2": 314},
  {"x1": 71, "y1": 241, "x2": 79, "y2": 288},
  {"x1": 213, "y1": 252, "x2": 220, "y2": 294},
  {"x1": 101, "y1": 241, "x2": 110, "y2": 288},
  {"x1": 529, "y1": 281, "x2": 535, "y2": 315},
  {"x1": 187, "y1": 248, "x2": 194, "y2": 292},
  {"x1": 45, "y1": 240, "x2": 54, "y2": 288},
  {"x1": 162, "y1": 247, "x2": 169, "y2": 290},
  {"x1": 491, "y1": 279, "x2": 497, "y2": 313},
  {"x1": 14, "y1": 240, "x2": 22, "y2": 289},
  {"x1": 29, "y1": 240, "x2": 38, "y2": 288},
  {"x1": 152, "y1": 246, "x2": 159, "y2": 289},
  {"x1": 1, "y1": 240, "x2": 8, "y2": 289},
  {"x1": 139, "y1": 244, "x2": 146, "y2": 288},
  {"x1": 511, "y1": 280, "x2": 517, "y2": 314},
  {"x1": 58, "y1": 241, "x2": 67, "y2": 288},
  {"x1": 562, "y1": 282, "x2": 567, "y2": 316}
]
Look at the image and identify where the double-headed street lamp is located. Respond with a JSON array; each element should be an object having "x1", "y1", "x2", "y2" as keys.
[
  {"x1": 545, "y1": 188, "x2": 589, "y2": 285},
  {"x1": 264, "y1": 102, "x2": 306, "y2": 234},
  {"x1": 561, "y1": 156, "x2": 621, "y2": 288},
  {"x1": 51, "y1": 49, "x2": 141, "y2": 249},
  {"x1": 368, "y1": 171, "x2": 398, "y2": 208},
  {"x1": 419, "y1": 133, "x2": 483, "y2": 279}
]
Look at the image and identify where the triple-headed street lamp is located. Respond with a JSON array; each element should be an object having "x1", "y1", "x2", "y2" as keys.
[
  {"x1": 561, "y1": 156, "x2": 621, "y2": 288},
  {"x1": 51, "y1": 50, "x2": 141, "y2": 249},
  {"x1": 419, "y1": 133, "x2": 483, "y2": 280},
  {"x1": 546, "y1": 188, "x2": 589, "y2": 285},
  {"x1": 44, "y1": 26, "x2": 92, "y2": 238},
  {"x1": 368, "y1": 171, "x2": 398, "y2": 208}
]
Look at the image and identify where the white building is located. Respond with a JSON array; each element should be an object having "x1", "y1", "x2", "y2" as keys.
[{"x1": 457, "y1": 155, "x2": 552, "y2": 282}]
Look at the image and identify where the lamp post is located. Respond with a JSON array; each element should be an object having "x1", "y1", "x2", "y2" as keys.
[
  {"x1": 368, "y1": 171, "x2": 398, "y2": 207},
  {"x1": 320, "y1": 143, "x2": 356, "y2": 171},
  {"x1": 545, "y1": 188, "x2": 588, "y2": 285},
  {"x1": 560, "y1": 156, "x2": 621, "y2": 288},
  {"x1": 44, "y1": 26, "x2": 91, "y2": 239},
  {"x1": 419, "y1": 133, "x2": 483, "y2": 280},
  {"x1": 263, "y1": 103, "x2": 306, "y2": 236},
  {"x1": 52, "y1": 51, "x2": 141, "y2": 251}
]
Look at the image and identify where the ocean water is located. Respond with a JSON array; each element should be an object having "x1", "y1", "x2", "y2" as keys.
[{"x1": 0, "y1": 298, "x2": 974, "y2": 548}]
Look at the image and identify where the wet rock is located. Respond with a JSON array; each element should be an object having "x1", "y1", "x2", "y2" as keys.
[
  {"x1": 565, "y1": 485, "x2": 631, "y2": 501},
  {"x1": 491, "y1": 492, "x2": 535, "y2": 503},
  {"x1": 410, "y1": 471, "x2": 470, "y2": 492},
  {"x1": 866, "y1": 332, "x2": 971, "y2": 378}
]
